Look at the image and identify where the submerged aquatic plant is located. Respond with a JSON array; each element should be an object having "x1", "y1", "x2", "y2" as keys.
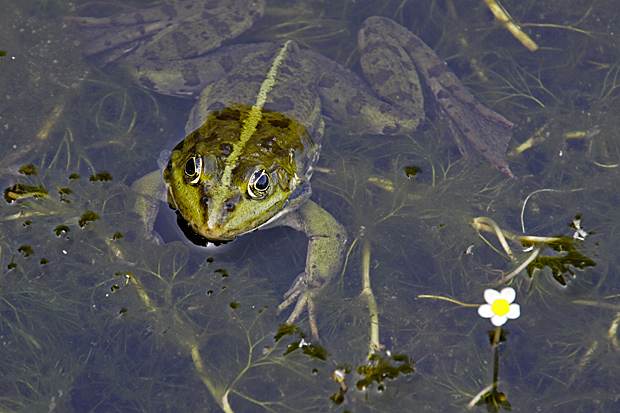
[{"x1": 472, "y1": 216, "x2": 596, "y2": 287}]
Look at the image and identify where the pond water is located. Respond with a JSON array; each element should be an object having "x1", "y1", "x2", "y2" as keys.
[{"x1": 0, "y1": 0, "x2": 618, "y2": 411}]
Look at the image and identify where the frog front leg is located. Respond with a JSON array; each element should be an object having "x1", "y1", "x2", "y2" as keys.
[
  {"x1": 274, "y1": 200, "x2": 347, "y2": 339},
  {"x1": 130, "y1": 151, "x2": 169, "y2": 243}
]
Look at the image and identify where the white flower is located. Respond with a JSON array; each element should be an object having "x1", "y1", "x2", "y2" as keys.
[{"x1": 478, "y1": 287, "x2": 520, "y2": 326}]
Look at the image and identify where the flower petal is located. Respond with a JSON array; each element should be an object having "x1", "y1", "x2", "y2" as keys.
[
  {"x1": 499, "y1": 287, "x2": 516, "y2": 304},
  {"x1": 507, "y1": 304, "x2": 521, "y2": 320},
  {"x1": 484, "y1": 289, "x2": 500, "y2": 305},
  {"x1": 478, "y1": 304, "x2": 494, "y2": 318},
  {"x1": 491, "y1": 315, "x2": 508, "y2": 326}
]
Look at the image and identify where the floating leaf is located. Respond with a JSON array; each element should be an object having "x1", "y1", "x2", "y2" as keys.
[
  {"x1": 78, "y1": 211, "x2": 101, "y2": 227},
  {"x1": 89, "y1": 171, "x2": 113, "y2": 182},
  {"x1": 403, "y1": 165, "x2": 423, "y2": 177},
  {"x1": 57, "y1": 186, "x2": 73, "y2": 203},
  {"x1": 300, "y1": 342, "x2": 329, "y2": 361},
  {"x1": 476, "y1": 389, "x2": 512, "y2": 412},
  {"x1": 274, "y1": 324, "x2": 304, "y2": 342},
  {"x1": 18, "y1": 164, "x2": 37, "y2": 176},
  {"x1": 17, "y1": 245, "x2": 34, "y2": 257},
  {"x1": 54, "y1": 225, "x2": 70, "y2": 236}
]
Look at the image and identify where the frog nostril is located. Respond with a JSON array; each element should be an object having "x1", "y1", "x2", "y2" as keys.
[{"x1": 224, "y1": 195, "x2": 240, "y2": 212}]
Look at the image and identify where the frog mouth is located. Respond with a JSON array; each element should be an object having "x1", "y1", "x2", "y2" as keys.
[{"x1": 175, "y1": 211, "x2": 236, "y2": 247}]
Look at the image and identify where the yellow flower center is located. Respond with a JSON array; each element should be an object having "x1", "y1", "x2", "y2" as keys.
[{"x1": 492, "y1": 299, "x2": 510, "y2": 316}]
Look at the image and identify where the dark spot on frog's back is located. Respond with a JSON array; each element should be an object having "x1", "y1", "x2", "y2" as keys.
[
  {"x1": 269, "y1": 118, "x2": 291, "y2": 129},
  {"x1": 427, "y1": 63, "x2": 448, "y2": 79},
  {"x1": 219, "y1": 55, "x2": 235, "y2": 72},
  {"x1": 405, "y1": 35, "x2": 425, "y2": 51},
  {"x1": 364, "y1": 68, "x2": 393, "y2": 86},
  {"x1": 285, "y1": 58, "x2": 302, "y2": 70},
  {"x1": 160, "y1": 4, "x2": 177, "y2": 19},
  {"x1": 215, "y1": 107, "x2": 241, "y2": 121},
  {"x1": 256, "y1": 53, "x2": 274, "y2": 63},
  {"x1": 203, "y1": 0, "x2": 221, "y2": 9},
  {"x1": 133, "y1": 12, "x2": 145, "y2": 24},
  {"x1": 219, "y1": 143, "x2": 233, "y2": 156},
  {"x1": 269, "y1": 97, "x2": 295, "y2": 112},
  {"x1": 209, "y1": 18, "x2": 231, "y2": 37},
  {"x1": 231, "y1": 12, "x2": 248, "y2": 23},
  {"x1": 171, "y1": 31, "x2": 193, "y2": 57},
  {"x1": 236, "y1": 73, "x2": 268, "y2": 84},
  {"x1": 365, "y1": 40, "x2": 401, "y2": 58},
  {"x1": 182, "y1": 70, "x2": 201, "y2": 87},
  {"x1": 258, "y1": 136, "x2": 277, "y2": 151},
  {"x1": 346, "y1": 93, "x2": 367, "y2": 116},
  {"x1": 318, "y1": 74, "x2": 338, "y2": 89},
  {"x1": 379, "y1": 102, "x2": 392, "y2": 114},
  {"x1": 279, "y1": 66, "x2": 294, "y2": 77},
  {"x1": 436, "y1": 90, "x2": 450, "y2": 100}
]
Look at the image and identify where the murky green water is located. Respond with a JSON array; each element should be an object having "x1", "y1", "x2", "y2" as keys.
[{"x1": 1, "y1": 0, "x2": 619, "y2": 411}]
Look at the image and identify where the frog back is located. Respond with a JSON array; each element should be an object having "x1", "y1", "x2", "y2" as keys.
[{"x1": 186, "y1": 41, "x2": 324, "y2": 145}]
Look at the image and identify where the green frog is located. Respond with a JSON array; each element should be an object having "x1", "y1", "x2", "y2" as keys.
[{"x1": 67, "y1": 0, "x2": 513, "y2": 338}]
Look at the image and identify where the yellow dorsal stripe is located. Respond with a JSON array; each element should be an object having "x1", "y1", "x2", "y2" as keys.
[
  {"x1": 207, "y1": 41, "x2": 292, "y2": 229},
  {"x1": 220, "y1": 40, "x2": 292, "y2": 188}
]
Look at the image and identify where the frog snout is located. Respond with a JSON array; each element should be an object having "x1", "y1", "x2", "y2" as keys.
[{"x1": 205, "y1": 193, "x2": 241, "y2": 231}]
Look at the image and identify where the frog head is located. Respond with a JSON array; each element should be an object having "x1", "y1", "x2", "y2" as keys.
[{"x1": 163, "y1": 105, "x2": 313, "y2": 242}]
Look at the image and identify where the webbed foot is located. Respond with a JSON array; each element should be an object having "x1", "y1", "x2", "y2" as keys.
[{"x1": 277, "y1": 273, "x2": 320, "y2": 340}]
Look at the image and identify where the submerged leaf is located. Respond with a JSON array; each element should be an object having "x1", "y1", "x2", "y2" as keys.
[
  {"x1": 356, "y1": 353, "x2": 414, "y2": 391},
  {"x1": 18, "y1": 164, "x2": 38, "y2": 176},
  {"x1": 78, "y1": 211, "x2": 101, "y2": 228},
  {"x1": 89, "y1": 171, "x2": 113, "y2": 182},
  {"x1": 526, "y1": 237, "x2": 596, "y2": 286}
]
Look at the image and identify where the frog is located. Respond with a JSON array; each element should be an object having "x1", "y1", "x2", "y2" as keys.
[{"x1": 66, "y1": 0, "x2": 514, "y2": 339}]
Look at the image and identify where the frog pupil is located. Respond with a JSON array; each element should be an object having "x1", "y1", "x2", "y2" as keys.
[
  {"x1": 255, "y1": 173, "x2": 268, "y2": 190},
  {"x1": 185, "y1": 159, "x2": 196, "y2": 176}
]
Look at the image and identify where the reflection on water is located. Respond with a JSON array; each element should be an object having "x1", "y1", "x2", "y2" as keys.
[{"x1": 1, "y1": 0, "x2": 620, "y2": 411}]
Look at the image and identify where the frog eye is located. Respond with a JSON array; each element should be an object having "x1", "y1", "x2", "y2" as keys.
[
  {"x1": 247, "y1": 169, "x2": 270, "y2": 199},
  {"x1": 184, "y1": 155, "x2": 202, "y2": 184}
]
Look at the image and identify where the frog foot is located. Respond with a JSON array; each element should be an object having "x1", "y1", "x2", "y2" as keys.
[{"x1": 277, "y1": 273, "x2": 320, "y2": 340}]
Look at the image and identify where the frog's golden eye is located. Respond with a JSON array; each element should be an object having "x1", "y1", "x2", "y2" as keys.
[
  {"x1": 184, "y1": 155, "x2": 202, "y2": 184},
  {"x1": 248, "y1": 169, "x2": 270, "y2": 199}
]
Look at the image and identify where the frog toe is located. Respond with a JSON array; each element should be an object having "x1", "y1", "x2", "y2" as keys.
[
  {"x1": 280, "y1": 291, "x2": 319, "y2": 340},
  {"x1": 278, "y1": 273, "x2": 321, "y2": 339}
]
